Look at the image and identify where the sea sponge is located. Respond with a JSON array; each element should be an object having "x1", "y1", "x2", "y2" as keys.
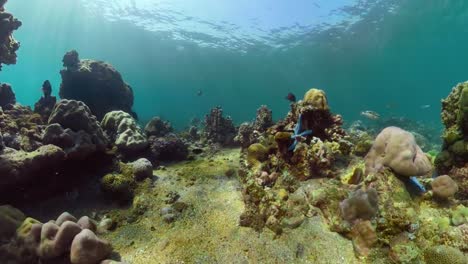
[
  {"x1": 303, "y1": 88, "x2": 329, "y2": 110},
  {"x1": 431, "y1": 175, "x2": 458, "y2": 200},
  {"x1": 340, "y1": 188, "x2": 378, "y2": 223},
  {"x1": 423, "y1": 245, "x2": 466, "y2": 264},
  {"x1": 351, "y1": 220, "x2": 377, "y2": 256},
  {"x1": 365, "y1": 126, "x2": 433, "y2": 177},
  {"x1": 70, "y1": 229, "x2": 112, "y2": 264}
]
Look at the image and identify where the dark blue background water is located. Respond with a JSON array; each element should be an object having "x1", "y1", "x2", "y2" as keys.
[{"x1": 2, "y1": 0, "x2": 465, "y2": 130}]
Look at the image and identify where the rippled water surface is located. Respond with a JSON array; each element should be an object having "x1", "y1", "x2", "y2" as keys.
[{"x1": 3, "y1": 0, "x2": 468, "y2": 129}]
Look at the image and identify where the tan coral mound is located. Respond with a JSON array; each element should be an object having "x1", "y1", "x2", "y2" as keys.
[{"x1": 365, "y1": 126, "x2": 432, "y2": 176}]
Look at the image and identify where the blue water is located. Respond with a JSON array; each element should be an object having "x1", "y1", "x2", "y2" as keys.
[{"x1": 2, "y1": 0, "x2": 465, "y2": 129}]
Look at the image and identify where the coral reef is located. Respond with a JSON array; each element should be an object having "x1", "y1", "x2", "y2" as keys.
[
  {"x1": 235, "y1": 105, "x2": 273, "y2": 148},
  {"x1": 144, "y1": 116, "x2": 173, "y2": 137},
  {"x1": 0, "y1": 0, "x2": 22, "y2": 70},
  {"x1": 59, "y1": 50, "x2": 135, "y2": 120},
  {"x1": 365, "y1": 126, "x2": 433, "y2": 177},
  {"x1": 102, "y1": 110, "x2": 148, "y2": 157},
  {"x1": 100, "y1": 159, "x2": 152, "y2": 202},
  {"x1": 238, "y1": 88, "x2": 353, "y2": 233},
  {"x1": 47, "y1": 99, "x2": 108, "y2": 157},
  {"x1": 204, "y1": 106, "x2": 237, "y2": 146},
  {"x1": 0, "y1": 145, "x2": 66, "y2": 192},
  {"x1": 0, "y1": 209, "x2": 121, "y2": 264},
  {"x1": 436, "y1": 81, "x2": 468, "y2": 200},
  {"x1": 34, "y1": 80, "x2": 57, "y2": 122}
]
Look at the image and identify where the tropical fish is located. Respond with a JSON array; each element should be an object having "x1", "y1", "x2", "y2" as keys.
[
  {"x1": 420, "y1": 104, "x2": 431, "y2": 109},
  {"x1": 285, "y1": 92, "x2": 296, "y2": 102},
  {"x1": 360, "y1": 110, "x2": 380, "y2": 120}
]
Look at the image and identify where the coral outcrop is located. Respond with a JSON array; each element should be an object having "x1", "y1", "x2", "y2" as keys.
[
  {"x1": 0, "y1": 83, "x2": 15, "y2": 107},
  {"x1": 238, "y1": 88, "x2": 353, "y2": 233},
  {"x1": 0, "y1": 0, "x2": 22, "y2": 70},
  {"x1": 148, "y1": 133, "x2": 188, "y2": 162},
  {"x1": 144, "y1": 117, "x2": 173, "y2": 137},
  {"x1": 0, "y1": 145, "x2": 66, "y2": 192},
  {"x1": 204, "y1": 106, "x2": 237, "y2": 146},
  {"x1": 46, "y1": 99, "x2": 108, "y2": 158},
  {"x1": 365, "y1": 126, "x2": 433, "y2": 177},
  {"x1": 436, "y1": 82, "x2": 468, "y2": 199},
  {"x1": 235, "y1": 105, "x2": 273, "y2": 148},
  {"x1": 59, "y1": 50, "x2": 135, "y2": 120},
  {"x1": 0, "y1": 209, "x2": 121, "y2": 264},
  {"x1": 102, "y1": 110, "x2": 148, "y2": 157},
  {"x1": 34, "y1": 80, "x2": 57, "y2": 122},
  {"x1": 0, "y1": 103, "x2": 44, "y2": 151}
]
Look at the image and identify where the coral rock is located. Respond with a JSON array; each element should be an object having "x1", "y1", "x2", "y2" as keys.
[
  {"x1": 365, "y1": 126, "x2": 432, "y2": 177},
  {"x1": 34, "y1": 80, "x2": 57, "y2": 121},
  {"x1": 70, "y1": 229, "x2": 112, "y2": 264},
  {"x1": 340, "y1": 188, "x2": 378, "y2": 223},
  {"x1": 131, "y1": 158, "x2": 153, "y2": 181},
  {"x1": 0, "y1": 145, "x2": 66, "y2": 192},
  {"x1": 59, "y1": 50, "x2": 135, "y2": 120},
  {"x1": 102, "y1": 110, "x2": 148, "y2": 156},
  {"x1": 148, "y1": 134, "x2": 188, "y2": 162}
]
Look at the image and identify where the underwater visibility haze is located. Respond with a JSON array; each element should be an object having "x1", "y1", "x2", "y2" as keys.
[{"x1": 0, "y1": 0, "x2": 467, "y2": 263}]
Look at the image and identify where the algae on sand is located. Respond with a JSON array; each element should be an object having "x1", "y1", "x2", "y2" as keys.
[{"x1": 103, "y1": 148, "x2": 357, "y2": 264}]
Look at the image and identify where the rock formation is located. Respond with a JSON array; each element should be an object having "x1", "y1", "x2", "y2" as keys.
[{"x1": 59, "y1": 50, "x2": 135, "y2": 120}]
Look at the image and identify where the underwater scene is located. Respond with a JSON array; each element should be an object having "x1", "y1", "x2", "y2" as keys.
[{"x1": 0, "y1": 0, "x2": 467, "y2": 263}]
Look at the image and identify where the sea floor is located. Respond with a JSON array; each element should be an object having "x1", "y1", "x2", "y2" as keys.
[{"x1": 24, "y1": 148, "x2": 358, "y2": 264}]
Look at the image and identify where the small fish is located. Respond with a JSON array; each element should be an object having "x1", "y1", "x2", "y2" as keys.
[
  {"x1": 360, "y1": 110, "x2": 380, "y2": 120},
  {"x1": 285, "y1": 92, "x2": 296, "y2": 102},
  {"x1": 197, "y1": 90, "x2": 203, "y2": 96},
  {"x1": 420, "y1": 105, "x2": 431, "y2": 109}
]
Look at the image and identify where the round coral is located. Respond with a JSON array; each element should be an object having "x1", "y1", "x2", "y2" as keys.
[
  {"x1": 365, "y1": 127, "x2": 433, "y2": 177},
  {"x1": 303, "y1": 88, "x2": 329, "y2": 110},
  {"x1": 431, "y1": 175, "x2": 458, "y2": 200}
]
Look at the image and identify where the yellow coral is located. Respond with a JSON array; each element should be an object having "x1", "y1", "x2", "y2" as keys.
[
  {"x1": 303, "y1": 88, "x2": 329, "y2": 110},
  {"x1": 247, "y1": 143, "x2": 268, "y2": 169}
]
